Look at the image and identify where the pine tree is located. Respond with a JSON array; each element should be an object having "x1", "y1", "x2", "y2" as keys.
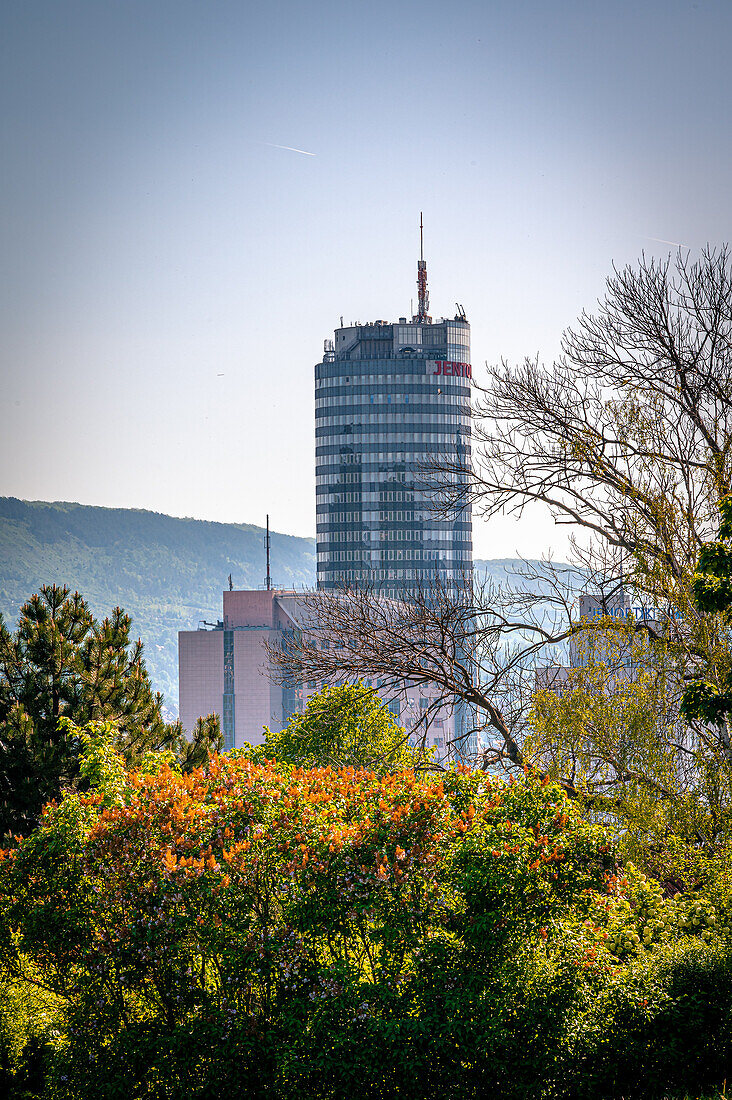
[
  {"x1": 159, "y1": 714, "x2": 223, "y2": 773},
  {"x1": 0, "y1": 584, "x2": 172, "y2": 838}
]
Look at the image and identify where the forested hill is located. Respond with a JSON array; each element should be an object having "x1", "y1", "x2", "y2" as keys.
[
  {"x1": 0, "y1": 498, "x2": 316, "y2": 716},
  {"x1": 0, "y1": 497, "x2": 570, "y2": 717}
]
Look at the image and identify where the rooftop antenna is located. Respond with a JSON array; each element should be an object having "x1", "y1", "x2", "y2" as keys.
[
  {"x1": 264, "y1": 514, "x2": 271, "y2": 591},
  {"x1": 413, "y1": 212, "x2": 431, "y2": 323},
  {"x1": 228, "y1": 573, "x2": 233, "y2": 591}
]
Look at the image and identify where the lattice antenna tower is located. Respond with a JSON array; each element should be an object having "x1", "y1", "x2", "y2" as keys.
[{"x1": 413, "y1": 212, "x2": 431, "y2": 323}]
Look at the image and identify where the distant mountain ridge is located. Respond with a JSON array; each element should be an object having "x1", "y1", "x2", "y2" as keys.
[{"x1": 0, "y1": 497, "x2": 571, "y2": 716}]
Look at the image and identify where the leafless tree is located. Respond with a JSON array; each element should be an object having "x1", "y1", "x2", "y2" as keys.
[
  {"x1": 268, "y1": 568, "x2": 583, "y2": 785},
  {"x1": 445, "y1": 246, "x2": 732, "y2": 596},
  {"x1": 431, "y1": 245, "x2": 732, "y2": 727}
]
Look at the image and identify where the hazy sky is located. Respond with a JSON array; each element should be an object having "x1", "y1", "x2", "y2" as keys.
[{"x1": 2, "y1": 0, "x2": 730, "y2": 558}]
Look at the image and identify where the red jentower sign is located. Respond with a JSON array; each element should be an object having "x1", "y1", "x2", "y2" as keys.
[{"x1": 429, "y1": 360, "x2": 472, "y2": 378}]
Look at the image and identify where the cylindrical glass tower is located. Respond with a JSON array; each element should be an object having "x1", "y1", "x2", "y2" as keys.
[{"x1": 315, "y1": 315, "x2": 472, "y2": 600}]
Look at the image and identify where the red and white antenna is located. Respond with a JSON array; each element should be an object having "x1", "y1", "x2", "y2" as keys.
[
  {"x1": 265, "y1": 514, "x2": 271, "y2": 591},
  {"x1": 413, "y1": 212, "x2": 431, "y2": 323}
]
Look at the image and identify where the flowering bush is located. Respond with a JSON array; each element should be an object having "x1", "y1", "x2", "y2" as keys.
[{"x1": 1, "y1": 726, "x2": 732, "y2": 1098}]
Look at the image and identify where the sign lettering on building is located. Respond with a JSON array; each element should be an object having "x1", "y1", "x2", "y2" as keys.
[
  {"x1": 586, "y1": 605, "x2": 684, "y2": 621},
  {"x1": 428, "y1": 360, "x2": 472, "y2": 378}
]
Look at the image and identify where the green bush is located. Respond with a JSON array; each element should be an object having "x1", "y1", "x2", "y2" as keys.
[
  {"x1": 0, "y1": 975, "x2": 59, "y2": 1099},
  {"x1": 551, "y1": 939, "x2": 732, "y2": 1099},
  {"x1": 2, "y1": 736, "x2": 732, "y2": 1099}
]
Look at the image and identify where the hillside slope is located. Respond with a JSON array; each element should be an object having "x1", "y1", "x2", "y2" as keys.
[{"x1": 0, "y1": 498, "x2": 316, "y2": 715}]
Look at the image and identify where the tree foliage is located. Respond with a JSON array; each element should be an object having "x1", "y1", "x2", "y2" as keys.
[
  {"x1": 246, "y1": 682, "x2": 430, "y2": 773},
  {"x1": 529, "y1": 619, "x2": 732, "y2": 878},
  {"x1": 462, "y1": 247, "x2": 732, "y2": 807},
  {"x1": 162, "y1": 713, "x2": 223, "y2": 774},
  {"x1": 682, "y1": 495, "x2": 732, "y2": 730}
]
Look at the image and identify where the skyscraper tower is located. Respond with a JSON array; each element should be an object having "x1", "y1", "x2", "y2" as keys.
[{"x1": 315, "y1": 221, "x2": 472, "y2": 599}]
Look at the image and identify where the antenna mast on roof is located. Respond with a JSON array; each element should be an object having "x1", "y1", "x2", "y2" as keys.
[
  {"x1": 264, "y1": 515, "x2": 271, "y2": 591},
  {"x1": 413, "y1": 212, "x2": 431, "y2": 324}
]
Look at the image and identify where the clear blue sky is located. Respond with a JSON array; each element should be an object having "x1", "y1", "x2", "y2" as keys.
[{"x1": 1, "y1": 0, "x2": 730, "y2": 558}]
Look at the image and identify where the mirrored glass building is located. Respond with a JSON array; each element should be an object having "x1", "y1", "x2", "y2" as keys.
[{"x1": 315, "y1": 244, "x2": 472, "y2": 600}]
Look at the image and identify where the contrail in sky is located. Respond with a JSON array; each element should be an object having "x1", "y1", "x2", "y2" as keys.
[
  {"x1": 263, "y1": 142, "x2": 316, "y2": 156},
  {"x1": 645, "y1": 236, "x2": 686, "y2": 248}
]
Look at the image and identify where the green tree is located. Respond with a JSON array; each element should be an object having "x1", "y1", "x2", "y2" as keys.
[
  {"x1": 529, "y1": 619, "x2": 732, "y2": 878},
  {"x1": 0, "y1": 584, "x2": 220, "y2": 839},
  {"x1": 5, "y1": 743, "x2": 732, "y2": 1100},
  {"x1": 247, "y1": 682, "x2": 431, "y2": 773},
  {"x1": 682, "y1": 495, "x2": 732, "y2": 733},
  {"x1": 162, "y1": 713, "x2": 224, "y2": 773}
]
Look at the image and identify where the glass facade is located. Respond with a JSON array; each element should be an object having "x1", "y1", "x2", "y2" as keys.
[
  {"x1": 222, "y1": 629, "x2": 235, "y2": 752},
  {"x1": 315, "y1": 318, "x2": 472, "y2": 600}
]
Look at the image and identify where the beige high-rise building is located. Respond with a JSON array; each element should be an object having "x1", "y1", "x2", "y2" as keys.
[{"x1": 179, "y1": 589, "x2": 301, "y2": 751}]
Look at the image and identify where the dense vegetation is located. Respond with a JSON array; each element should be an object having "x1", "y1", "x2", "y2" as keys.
[
  {"x1": 3, "y1": 724, "x2": 732, "y2": 1099},
  {"x1": 249, "y1": 682, "x2": 435, "y2": 773},
  {"x1": 2, "y1": 515, "x2": 732, "y2": 1095}
]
